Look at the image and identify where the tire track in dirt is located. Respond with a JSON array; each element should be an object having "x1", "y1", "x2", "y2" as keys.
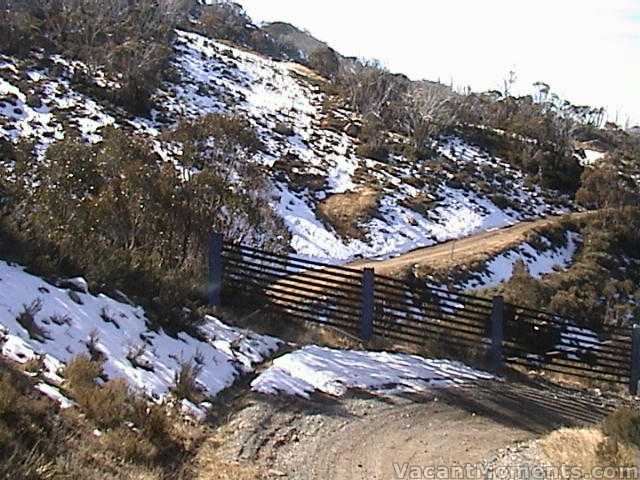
[{"x1": 216, "y1": 380, "x2": 617, "y2": 480}]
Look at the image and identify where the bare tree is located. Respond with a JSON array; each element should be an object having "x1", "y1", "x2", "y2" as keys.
[
  {"x1": 401, "y1": 83, "x2": 458, "y2": 151},
  {"x1": 337, "y1": 59, "x2": 399, "y2": 120}
]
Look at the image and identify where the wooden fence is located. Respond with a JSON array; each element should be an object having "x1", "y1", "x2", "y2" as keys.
[{"x1": 208, "y1": 233, "x2": 640, "y2": 394}]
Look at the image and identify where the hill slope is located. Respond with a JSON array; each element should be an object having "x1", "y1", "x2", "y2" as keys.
[{"x1": 0, "y1": 28, "x2": 573, "y2": 263}]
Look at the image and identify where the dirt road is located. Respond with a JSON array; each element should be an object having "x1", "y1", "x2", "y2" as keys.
[
  {"x1": 349, "y1": 214, "x2": 581, "y2": 277},
  {"x1": 267, "y1": 215, "x2": 576, "y2": 307},
  {"x1": 212, "y1": 212, "x2": 616, "y2": 479},
  {"x1": 215, "y1": 380, "x2": 616, "y2": 480}
]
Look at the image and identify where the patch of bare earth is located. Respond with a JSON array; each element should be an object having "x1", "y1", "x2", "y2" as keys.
[
  {"x1": 317, "y1": 187, "x2": 379, "y2": 240},
  {"x1": 212, "y1": 379, "x2": 619, "y2": 480}
]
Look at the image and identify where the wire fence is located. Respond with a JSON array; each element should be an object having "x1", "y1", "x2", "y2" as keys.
[{"x1": 209, "y1": 233, "x2": 640, "y2": 393}]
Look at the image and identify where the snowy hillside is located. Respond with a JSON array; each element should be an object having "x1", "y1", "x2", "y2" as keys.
[
  {"x1": 458, "y1": 231, "x2": 582, "y2": 290},
  {"x1": 0, "y1": 260, "x2": 281, "y2": 412},
  {"x1": 0, "y1": 29, "x2": 573, "y2": 263},
  {"x1": 0, "y1": 260, "x2": 499, "y2": 408}
]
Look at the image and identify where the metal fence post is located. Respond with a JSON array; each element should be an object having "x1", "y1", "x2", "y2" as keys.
[
  {"x1": 360, "y1": 268, "x2": 375, "y2": 342},
  {"x1": 208, "y1": 232, "x2": 224, "y2": 308},
  {"x1": 489, "y1": 295, "x2": 505, "y2": 372},
  {"x1": 630, "y1": 324, "x2": 640, "y2": 396}
]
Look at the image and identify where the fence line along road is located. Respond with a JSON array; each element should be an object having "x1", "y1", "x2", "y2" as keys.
[{"x1": 208, "y1": 232, "x2": 640, "y2": 394}]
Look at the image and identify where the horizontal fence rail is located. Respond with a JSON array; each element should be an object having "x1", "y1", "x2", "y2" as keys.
[{"x1": 209, "y1": 233, "x2": 640, "y2": 394}]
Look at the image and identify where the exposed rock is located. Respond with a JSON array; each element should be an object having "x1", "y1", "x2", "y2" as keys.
[
  {"x1": 67, "y1": 290, "x2": 84, "y2": 305},
  {"x1": 274, "y1": 122, "x2": 295, "y2": 137},
  {"x1": 56, "y1": 277, "x2": 89, "y2": 294},
  {"x1": 343, "y1": 122, "x2": 361, "y2": 138},
  {"x1": 112, "y1": 289, "x2": 135, "y2": 306}
]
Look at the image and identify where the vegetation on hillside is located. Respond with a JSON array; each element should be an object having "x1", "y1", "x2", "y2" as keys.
[
  {"x1": 498, "y1": 209, "x2": 640, "y2": 330},
  {"x1": 0, "y1": 356, "x2": 205, "y2": 479},
  {"x1": 0, "y1": 118, "x2": 289, "y2": 331}
]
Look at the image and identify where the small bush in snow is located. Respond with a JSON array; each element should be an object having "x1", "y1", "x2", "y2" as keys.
[
  {"x1": 15, "y1": 299, "x2": 48, "y2": 342},
  {"x1": 64, "y1": 355, "x2": 103, "y2": 397},
  {"x1": 23, "y1": 355, "x2": 45, "y2": 375},
  {"x1": 171, "y1": 358, "x2": 203, "y2": 403}
]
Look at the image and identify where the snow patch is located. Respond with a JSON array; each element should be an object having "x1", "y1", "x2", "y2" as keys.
[
  {"x1": 252, "y1": 345, "x2": 493, "y2": 398},
  {"x1": 462, "y1": 231, "x2": 581, "y2": 290},
  {"x1": 0, "y1": 261, "x2": 281, "y2": 403}
]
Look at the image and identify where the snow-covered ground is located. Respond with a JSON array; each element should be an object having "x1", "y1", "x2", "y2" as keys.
[
  {"x1": 0, "y1": 259, "x2": 502, "y2": 407},
  {"x1": 577, "y1": 149, "x2": 606, "y2": 167},
  {"x1": 460, "y1": 231, "x2": 582, "y2": 290},
  {"x1": 252, "y1": 345, "x2": 493, "y2": 398},
  {"x1": 0, "y1": 30, "x2": 574, "y2": 264},
  {"x1": 0, "y1": 55, "x2": 115, "y2": 155},
  {"x1": 0, "y1": 261, "x2": 281, "y2": 409}
]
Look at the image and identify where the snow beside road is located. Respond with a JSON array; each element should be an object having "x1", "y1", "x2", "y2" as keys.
[
  {"x1": 252, "y1": 345, "x2": 493, "y2": 398},
  {"x1": 0, "y1": 261, "x2": 281, "y2": 408},
  {"x1": 461, "y1": 231, "x2": 581, "y2": 290}
]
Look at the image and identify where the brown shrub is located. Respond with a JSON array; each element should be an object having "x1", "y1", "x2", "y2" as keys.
[
  {"x1": 355, "y1": 142, "x2": 389, "y2": 162},
  {"x1": 15, "y1": 299, "x2": 48, "y2": 342},
  {"x1": 82, "y1": 379, "x2": 133, "y2": 429},
  {"x1": 602, "y1": 407, "x2": 640, "y2": 449},
  {"x1": 308, "y1": 47, "x2": 340, "y2": 79},
  {"x1": 0, "y1": 373, "x2": 21, "y2": 420},
  {"x1": 172, "y1": 358, "x2": 203, "y2": 403},
  {"x1": 64, "y1": 355, "x2": 102, "y2": 397},
  {"x1": 541, "y1": 409, "x2": 640, "y2": 476},
  {"x1": 0, "y1": 359, "x2": 196, "y2": 478},
  {"x1": 103, "y1": 427, "x2": 159, "y2": 464}
]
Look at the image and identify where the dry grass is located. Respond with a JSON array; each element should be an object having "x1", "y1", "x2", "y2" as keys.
[
  {"x1": 64, "y1": 355, "x2": 102, "y2": 395},
  {"x1": 62, "y1": 355, "x2": 195, "y2": 465},
  {"x1": 0, "y1": 355, "x2": 208, "y2": 479},
  {"x1": 285, "y1": 62, "x2": 328, "y2": 83},
  {"x1": 317, "y1": 187, "x2": 379, "y2": 240},
  {"x1": 193, "y1": 437, "x2": 267, "y2": 480},
  {"x1": 238, "y1": 308, "x2": 363, "y2": 351},
  {"x1": 541, "y1": 417, "x2": 640, "y2": 478},
  {"x1": 541, "y1": 428, "x2": 610, "y2": 471},
  {"x1": 402, "y1": 192, "x2": 439, "y2": 218}
]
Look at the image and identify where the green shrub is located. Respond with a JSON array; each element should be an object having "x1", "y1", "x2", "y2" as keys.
[
  {"x1": 576, "y1": 164, "x2": 639, "y2": 210},
  {"x1": 4, "y1": 124, "x2": 288, "y2": 331},
  {"x1": 500, "y1": 260, "x2": 550, "y2": 309}
]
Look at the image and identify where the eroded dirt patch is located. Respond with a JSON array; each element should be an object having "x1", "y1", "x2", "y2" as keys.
[{"x1": 317, "y1": 187, "x2": 380, "y2": 240}]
